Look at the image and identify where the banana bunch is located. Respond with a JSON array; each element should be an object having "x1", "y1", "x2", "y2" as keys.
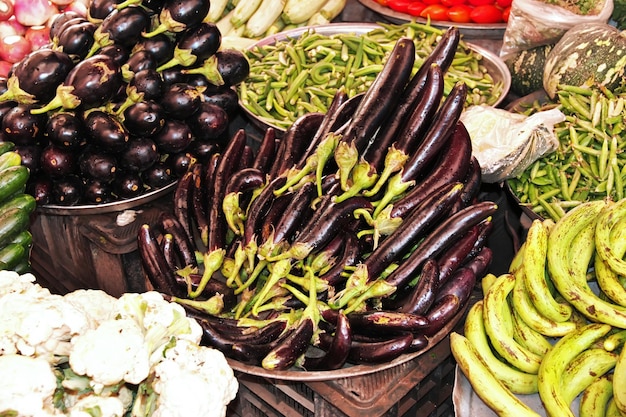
[
  {"x1": 206, "y1": 0, "x2": 347, "y2": 48},
  {"x1": 0, "y1": 142, "x2": 35, "y2": 274},
  {"x1": 452, "y1": 199, "x2": 626, "y2": 417}
]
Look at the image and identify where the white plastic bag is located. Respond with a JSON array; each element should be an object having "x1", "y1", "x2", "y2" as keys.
[
  {"x1": 499, "y1": 0, "x2": 614, "y2": 58},
  {"x1": 460, "y1": 105, "x2": 566, "y2": 183}
]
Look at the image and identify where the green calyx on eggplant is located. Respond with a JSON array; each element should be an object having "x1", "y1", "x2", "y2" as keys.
[
  {"x1": 157, "y1": 22, "x2": 221, "y2": 72},
  {"x1": 87, "y1": 6, "x2": 150, "y2": 58},
  {"x1": 183, "y1": 49, "x2": 250, "y2": 87},
  {"x1": 0, "y1": 50, "x2": 74, "y2": 104},
  {"x1": 142, "y1": 0, "x2": 210, "y2": 38},
  {"x1": 31, "y1": 55, "x2": 123, "y2": 115}
]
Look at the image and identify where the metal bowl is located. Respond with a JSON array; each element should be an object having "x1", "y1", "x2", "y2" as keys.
[{"x1": 239, "y1": 23, "x2": 511, "y2": 133}]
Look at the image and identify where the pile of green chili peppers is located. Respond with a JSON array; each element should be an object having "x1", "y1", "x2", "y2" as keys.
[
  {"x1": 507, "y1": 85, "x2": 626, "y2": 221},
  {"x1": 239, "y1": 22, "x2": 505, "y2": 129}
]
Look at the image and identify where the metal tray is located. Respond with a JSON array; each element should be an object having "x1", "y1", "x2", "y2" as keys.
[{"x1": 357, "y1": 0, "x2": 507, "y2": 39}]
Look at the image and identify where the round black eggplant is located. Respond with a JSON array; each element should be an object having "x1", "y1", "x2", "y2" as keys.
[
  {"x1": 40, "y1": 144, "x2": 78, "y2": 178},
  {"x1": 152, "y1": 119, "x2": 192, "y2": 153},
  {"x1": 27, "y1": 174, "x2": 53, "y2": 205},
  {"x1": 143, "y1": 0, "x2": 210, "y2": 37},
  {"x1": 187, "y1": 102, "x2": 228, "y2": 140},
  {"x1": 8, "y1": 49, "x2": 74, "y2": 103},
  {"x1": 79, "y1": 147, "x2": 118, "y2": 182},
  {"x1": 2, "y1": 104, "x2": 47, "y2": 145},
  {"x1": 88, "y1": 0, "x2": 122, "y2": 21},
  {"x1": 56, "y1": 21, "x2": 98, "y2": 60},
  {"x1": 120, "y1": 137, "x2": 159, "y2": 172},
  {"x1": 51, "y1": 16, "x2": 88, "y2": 41},
  {"x1": 0, "y1": 101, "x2": 17, "y2": 124},
  {"x1": 186, "y1": 49, "x2": 250, "y2": 87},
  {"x1": 123, "y1": 50, "x2": 158, "y2": 74},
  {"x1": 114, "y1": 171, "x2": 145, "y2": 198},
  {"x1": 160, "y1": 67, "x2": 187, "y2": 87},
  {"x1": 202, "y1": 85, "x2": 240, "y2": 117},
  {"x1": 133, "y1": 34, "x2": 175, "y2": 66},
  {"x1": 123, "y1": 100, "x2": 165, "y2": 136},
  {"x1": 142, "y1": 160, "x2": 174, "y2": 188},
  {"x1": 186, "y1": 139, "x2": 219, "y2": 164},
  {"x1": 167, "y1": 151, "x2": 194, "y2": 176},
  {"x1": 84, "y1": 110, "x2": 129, "y2": 152},
  {"x1": 51, "y1": 175, "x2": 83, "y2": 205},
  {"x1": 49, "y1": 12, "x2": 84, "y2": 39},
  {"x1": 160, "y1": 82, "x2": 202, "y2": 119},
  {"x1": 83, "y1": 179, "x2": 113, "y2": 204},
  {"x1": 97, "y1": 6, "x2": 150, "y2": 48},
  {"x1": 128, "y1": 68, "x2": 164, "y2": 100},
  {"x1": 15, "y1": 145, "x2": 41, "y2": 174},
  {"x1": 46, "y1": 112, "x2": 86, "y2": 149},
  {"x1": 99, "y1": 44, "x2": 130, "y2": 67},
  {"x1": 158, "y1": 22, "x2": 220, "y2": 71}
]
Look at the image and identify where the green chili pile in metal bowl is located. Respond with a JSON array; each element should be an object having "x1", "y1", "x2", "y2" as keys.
[
  {"x1": 506, "y1": 86, "x2": 626, "y2": 222},
  {"x1": 239, "y1": 22, "x2": 510, "y2": 131}
]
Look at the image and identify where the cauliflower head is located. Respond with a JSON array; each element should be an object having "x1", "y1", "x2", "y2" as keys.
[
  {"x1": 63, "y1": 289, "x2": 119, "y2": 328},
  {"x1": 67, "y1": 395, "x2": 126, "y2": 417},
  {"x1": 0, "y1": 354, "x2": 60, "y2": 417},
  {"x1": 151, "y1": 339, "x2": 238, "y2": 417},
  {"x1": 0, "y1": 291, "x2": 91, "y2": 362},
  {"x1": 0, "y1": 271, "x2": 50, "y2": 298},
  {"x1": 69, "y1": 318, "x2": 150, "y2": 388}
]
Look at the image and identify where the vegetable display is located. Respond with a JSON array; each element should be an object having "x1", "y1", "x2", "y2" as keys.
[
  {"x1": 452, "y1": 199, "x2": 626, "y2": 417},
  {"x1": 138, "y1": 27, "x2": 498, "y2": 372},
  {"x1": 240, "y1": 21, "x2": 506, "y2": 130},
  {"x1": 0, "y1": 0, "x2": 250, "y2": 206},
  {"x1": 507, "y1": 84, "x2": 626, "y2": 221},
  {"x1": 0, "y1": 270, "x2": 238, "y2": 417}
]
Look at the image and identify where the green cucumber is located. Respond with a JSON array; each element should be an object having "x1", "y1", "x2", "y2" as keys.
[
  {"x1": 12, "y1": 258, "x2": 31, "y2": 274},
  {"x1": 0, "y1": 142, "x2": 15, "y2": 155},
  {"x1": 0, "y1": 243, "x2": 26, "y2": 270},
  {"x1": 0, "y1": 207, "x2": 31, "y2": 248},
  {"x1": 0, "y1": 194, "x2": 36, "y2": 216},
  {"x1": 0, "y1": 151, "x2": 22, "y2": 172},
  {"x1": 10, "y1": 230, "x2": 32, "y2": 248},
  {"x1": 0, "y1": 165, "x2": 29, "y2": 205}
]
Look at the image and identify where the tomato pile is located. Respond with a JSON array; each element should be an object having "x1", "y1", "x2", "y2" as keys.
[{"x1": 376, "y1": 0, "x2": 511, "y2": 24}]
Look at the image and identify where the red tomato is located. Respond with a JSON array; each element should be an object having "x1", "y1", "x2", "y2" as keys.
[
  {"x1": 468, "y1": 0, "x2": 496, "y2": 6},
  {"x1": 441, "y1": 0, "x2": 467, "y2": 7},
  {"x1": 420, "y1": 4, "x2": 450, "y2": 20},
  {"x1": 387, "y1": 0, "x2": 411, "y2": 12},
  {"x1": 447, "y1": 4, "x2": 472, "y2": 22},
  {"x1": 501, "y1": 5, "x2": 511, "y2": 21},
  {"x1": 406, "y1": 1, "x2": 427, "y2": 15},
  {"x1": 422, "y1": 0, "x2": 442, "y2": 5},
  {"x1": 496, "y1": 0, "x2": 512, "y2": 7},
  {"x1": 469, "y1": 4, "x2": 504, "y2": 23}
]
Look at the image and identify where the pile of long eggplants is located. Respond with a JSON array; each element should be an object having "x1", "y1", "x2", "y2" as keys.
[
  {"x1": 139, "y1": 26, "x2": 498, "y2": 371},
  {"x1": 0, "y1": 0, "x2": 250, "y2": 205}
]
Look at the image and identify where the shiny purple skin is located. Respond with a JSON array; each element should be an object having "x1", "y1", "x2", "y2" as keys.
[
  {"x1": 12, "y1": 49, "x2": 74, "y2": 102},
  {"x1": 64, "y1": 54, "x2": 123, "y2": 109}
]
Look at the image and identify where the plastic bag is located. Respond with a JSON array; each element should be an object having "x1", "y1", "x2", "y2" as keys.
[
  {"x1": 499, "y1": 0, "x2": 614, "y2": 58},
  {"x1": 460, "y1": 105, "x2": 566, "y2": 183}
]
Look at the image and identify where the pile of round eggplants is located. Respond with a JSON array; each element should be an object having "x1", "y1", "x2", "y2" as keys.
[
  {"x1": 139, "y1": 26, "x2": 498, "y2": 371},
  {"x1": 0, "y1": 0, "x2": 250, "y2": 206}
]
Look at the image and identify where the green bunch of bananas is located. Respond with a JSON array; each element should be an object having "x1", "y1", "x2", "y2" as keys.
[{"x1": 452, "y1": 198, "x2": 626, "y2": 417}]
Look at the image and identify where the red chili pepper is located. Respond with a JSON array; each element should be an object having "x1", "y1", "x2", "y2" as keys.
[
  {"x1": 468, "y1": 0, "x2": 496, "y2": 6},
  {"x1": 441, "y1": 0, "x2": 467, "y2": 7},
  {"x1": 423, "y1": 0, "x2": 442, "y2": 5},
  {"x1": 447, "y1": 4, "x2": 472, "y2": 22},
  {"x1": 420, "y1": 4, "x2": 450, "y2": 21},
  {"x1": 496, "y1": 0, "x2": 512, "y2": 8},
  {"x1": 469, "y1": 4, "x2": 504, "y2": 23},
  {"x1": 406, "y1": 1, "x2": 427, "y2": 15},
  {"x1": 502, "y1": 5, "x2": 511, "y2": 21}
]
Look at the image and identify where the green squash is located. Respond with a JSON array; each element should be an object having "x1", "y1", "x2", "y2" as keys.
[
  {"x1": 543, "y1": 23, "x2": 626, "y2": 98},
  {"x1": 505, "y1": 44, "x2": 554, "y2": 97}
]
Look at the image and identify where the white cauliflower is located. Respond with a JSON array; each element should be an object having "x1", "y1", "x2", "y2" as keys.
[
  {"x1": 64, "y1": 289, "x2": 119, "y2": 328},
  {"x1": 0, "y1": 290, "x2": 91, "y2": 363},
  {"x1": 69, "y1": 318, "x2": 151, "y2": 389},
  {"x1": 0, "y1": 271, "x2": 51, "y2": 298},
  {"x1": 150, "y1": 339, "x2": 239, "y2": 417},
  {"x1": 67, "y1": 395, "x2": 126, "y2": 417},
  {"x1": 0, "y1": 354, "x2": 60, "y2": 417}
]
